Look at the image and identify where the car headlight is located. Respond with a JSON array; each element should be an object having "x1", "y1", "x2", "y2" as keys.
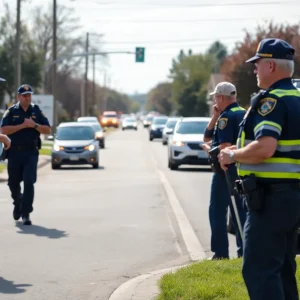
[
  {"x1": 95, "y1": 131, "x2": 103, "y2": 138},
  {"x1": 112, "y1": 119, "x2": 117, "y2": 123},
  {"x1": 84, "y1": 145, "x2": 95, "y2": 151},
  {"x1": 133, "y1": 123, "x2": 137, "y2": 126},
  {"x1": 173, "y1": 141, "x2": 185, "y2": 147},
  {"x1": 53, "y1": 145, "x2": 64, "y2": 151},
  {"x1": 102, "y1": 119, "x2": 107, "y2": 123}
]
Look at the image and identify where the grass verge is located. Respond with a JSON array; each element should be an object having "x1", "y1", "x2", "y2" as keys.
[
  {"x1": 156, "y1": 258, "x2": 300, "y2": 300},
  {"x1": 39, "y1": 148, "x2": 51, "y2": 156},
  {"x1": 0, "y1": 163, "x2": 6, "y2": 173}
]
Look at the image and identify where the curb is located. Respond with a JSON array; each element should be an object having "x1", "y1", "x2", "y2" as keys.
[{"x1": 108, "y1": 264, "x2": 191, "y2": 300}]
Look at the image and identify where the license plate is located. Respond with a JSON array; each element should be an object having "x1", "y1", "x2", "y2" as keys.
[{"x1": 70, "y1": 155, "x2": 79, "y2": 161}]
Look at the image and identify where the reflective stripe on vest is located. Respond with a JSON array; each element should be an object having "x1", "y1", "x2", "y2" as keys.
[
  {"x1": 230, "y1": 107, "x2": 246, "y2": 112},
  {"x1": 254, "y1": 121, "x2": 282, "y2": 137},
  {"x1": 237, "y1": 135, "x2": 300, "y2": 179},
  {"x1": 269, "y1": 89, "x2": 300, "y2": 98}
]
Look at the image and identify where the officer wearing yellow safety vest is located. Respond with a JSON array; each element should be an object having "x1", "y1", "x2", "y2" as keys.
[{"x1": 219, "y1": 38, "x2": 300, "y2": 300}]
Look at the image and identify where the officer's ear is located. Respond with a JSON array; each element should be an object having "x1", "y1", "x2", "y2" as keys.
[{"x1": 268, "y1": 60, "x2": 276, "y2": 73}]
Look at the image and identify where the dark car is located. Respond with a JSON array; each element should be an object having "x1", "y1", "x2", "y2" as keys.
[{"x1": 149, "y1": 116, "x2": 168, "y2": 141}]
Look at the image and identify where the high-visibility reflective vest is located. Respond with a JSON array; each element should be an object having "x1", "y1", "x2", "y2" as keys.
[{"x1": 237, "y1": 88, "x2": 300, "y2": 180}]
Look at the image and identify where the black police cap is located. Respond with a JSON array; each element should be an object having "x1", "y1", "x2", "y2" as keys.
[
  {"x1": 246, "y1": 38, "x2": 295, "y2": 63},
  {"x1": 18, "y1": 84, "x2": 33, "y2": 95}
]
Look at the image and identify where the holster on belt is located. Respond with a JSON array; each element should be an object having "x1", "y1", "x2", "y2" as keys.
[
  {"x1": 235, "y1": 174, "x2": 264, "y2": 211},
  {"x1": 208, "y1": 146, "x2": 222, "y2": 173}
]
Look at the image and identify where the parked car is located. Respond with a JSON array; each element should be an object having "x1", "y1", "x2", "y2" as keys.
[
  {"x1": 162, "y1": 117, "x2": 180, "y2": 145},
  {"x1": 149, "y1": 116, "x2": 168, "y2": 141},
  {"x1": 122, "y1": 117, "x2": 138, "y2": 130},
  {"x1": 77, "y1": 116, "x2": 99, "y2": 123},
  {"x1": 51, "y1": 122, "x2": 99, "y2": 169},
  {"x1": 168, "y1": 117, "x2": 210, "y2": 170}
]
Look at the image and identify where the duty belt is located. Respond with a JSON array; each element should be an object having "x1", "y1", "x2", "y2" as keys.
[{"x1": 10, "y1": 145, "x2": 38, "y2": 151}]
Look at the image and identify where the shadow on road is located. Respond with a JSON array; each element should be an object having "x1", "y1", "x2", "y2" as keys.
[
  {"x1": 54, "y1": 166, "x2": 105, "y2": 171},
  {"x1": 15, "y1": 223, "x2": 68, "y2": 239},
  {"x1": 0, "y1": 277, "x2": 32, "y2": 294}
]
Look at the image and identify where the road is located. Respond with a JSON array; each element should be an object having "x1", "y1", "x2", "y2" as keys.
[{"x1": 0, "y1": 125, "x2": 237, "y2": 300}]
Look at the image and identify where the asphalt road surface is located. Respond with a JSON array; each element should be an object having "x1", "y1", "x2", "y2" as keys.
[{"x1": 0, "y1": 125, "x2": 237, "y2": 300}]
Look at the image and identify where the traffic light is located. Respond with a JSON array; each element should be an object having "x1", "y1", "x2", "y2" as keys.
[{"x1": 135, "y1": 47, "x2": 145, "y2": 63}]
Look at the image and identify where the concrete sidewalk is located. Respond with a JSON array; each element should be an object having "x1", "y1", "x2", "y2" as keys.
[{"x1": 0, "y1": 155, "x2": 51, "y2": 182}]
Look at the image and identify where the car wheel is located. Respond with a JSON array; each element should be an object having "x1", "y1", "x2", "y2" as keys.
[
  {"x1": 168, "y1": 158, "x2": 178, "y2": 170},
  {"x1": 135, "y1": 127, "x2": 137, "y2": 131},
  {"x1": 51, "y1": 163, "x2": 60, "y2": 170},
  {"x1": 92, "y1": 162, "x2": 99, "y2": 169},
  {"x1": 162, "y1": 140, "x2": 167, "y2": 145},
  {"x1": 149, "y1": 136, "x2": 153, "y2": 141},
  {"x1": 122, "y1": 128, "x2": 125, "y2": 131}
]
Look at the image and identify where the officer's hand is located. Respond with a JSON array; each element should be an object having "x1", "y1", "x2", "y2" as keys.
[
  {"x1": 3, "y1": 135, "x2": 11, "y2": 150},
  {"x1": 218, "y1": 148, "x2": 232, "y2": 170},
  {"x1": 23, "y1": 118, "x2": 35, "y2": 128},
  {"x1": 213, "y1": 105, "x2": 221, "y2": 118},
  {"x1": 201, "y1": 143, "x2": 211, "y2": 154}
]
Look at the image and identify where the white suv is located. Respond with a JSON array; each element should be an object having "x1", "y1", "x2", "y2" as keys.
[{"x1": 168, "y1": 117, "x2": 210, "y2": 170}]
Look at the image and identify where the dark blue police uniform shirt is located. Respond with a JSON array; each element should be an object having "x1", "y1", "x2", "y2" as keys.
[
  {"x1": 0, "y1": 103, "x2": 50, "y2": 146},
  {"x1": 243, "y1": 77, "x2": 300, "y2": 166},
  {"x1": 212, "y1": 102, "x2": 246, "y2": 148}
]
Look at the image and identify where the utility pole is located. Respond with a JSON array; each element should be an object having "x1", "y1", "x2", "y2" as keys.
[
  {"x1": 15, "y1": 0, "x2": 21, "y2": 98},
  {"x1": 92, "y1": 54, "x2": 96, "y2": 115},
  {"x1": 84, "y1": 32, "x2": 89, "y2": 116},
  {"x1": 52, "y1": 0, "x2": 57, "y2": 128}
]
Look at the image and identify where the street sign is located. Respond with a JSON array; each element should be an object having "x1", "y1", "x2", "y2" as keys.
[
  {"x1": 135, "y1": 47, "x2": 145, "y2": 63},
  {"x1": 31, "y1": 95, "x2": 54, "y2": 126}
]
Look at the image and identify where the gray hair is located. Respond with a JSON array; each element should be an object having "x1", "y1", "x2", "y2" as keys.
[
  {"x1": 264, "y1": 58, "x2": 294, "y2": 76},
  {"x1": 223, "y1": 94, "x2": 237, "y2": 101}
]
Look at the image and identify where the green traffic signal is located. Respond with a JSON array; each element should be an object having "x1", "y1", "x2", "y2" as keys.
[{"x1": 135, "y1": 47, "x2": 145, "y2": 63}]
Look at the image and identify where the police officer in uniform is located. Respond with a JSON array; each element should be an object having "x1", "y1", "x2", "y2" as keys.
[
  {"x1": 202, "y1": 82, "x2": 246, "y2": 259},
  {"x1": 1, "y1": 84, "x2": 51, "y2": 225},
  {"x1": 219, "y1": 38, "x2": 300, "y2": 300}
]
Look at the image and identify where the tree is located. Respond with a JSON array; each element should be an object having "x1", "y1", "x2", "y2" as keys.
[
  {"x1": 221, "y1": 21, "x2": 300, "y2": 107},
  {"x1": 146, "y1": 82, "x2": 173, "y2": 115},
  {"x1": 0, "y1": 3, "x2": 43, "y2": 101},
  {"x1": 169, "y1": 51, "x2": 214, "y2": 116},
  {"x1": 207, "y1": 41, "x2": 227, "y2": 73}
]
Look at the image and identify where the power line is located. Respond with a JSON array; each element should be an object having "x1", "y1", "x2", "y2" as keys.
[
  {"x1": 101, "y1": 37, "x2": 241, "y2": 45},
  {"x1": 92, "y1": 0, "x2": 298, "y2": 9},
  {"x1": 94, "y1": 15, "x2": 300, "y2": 23}
]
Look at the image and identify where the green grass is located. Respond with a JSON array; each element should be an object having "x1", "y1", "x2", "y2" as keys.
[
  {"x1": 39, "y1": 148, "x2": 51, "y2": 156},
  {"x1": 42, "y1": 141, "x2": 53, "y2": 147},
  {"x1": 156, "y1": 258, "x2": 300, "y2": 300},
  {"x1": 0, "y1": 163, "x2": 6, "y2": 173}
]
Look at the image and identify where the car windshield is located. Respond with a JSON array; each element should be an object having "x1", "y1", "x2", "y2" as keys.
[
  {"x1": 125, "y1": 118, "x2": 136, "y2": 122},
  {"x1": 104, "y1": 114, "x2": 117, "y2": 118},
  {"x1": 91, "y1": 124, "x2": 102, "y2": 132},
  {"x1": 146, "y1": 117, "x2": 153, "y2": 121},
  {"x1": 166, "y1": 120, "x2": 179, "y2": 128},
  {"x1": 176, "y1": 121, "x2": 208, "y2": 134},
  {"x1": 153, "y1": 118, "x2": 168, "y2": 125},
  {"x1": 56, "y1": 126, "x2": 95, "y2": 140}
]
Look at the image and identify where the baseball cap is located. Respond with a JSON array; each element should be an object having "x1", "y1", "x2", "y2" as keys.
[
  {"x1": 246, "y1": 38, "x2": 295, "y2": 63},
  {"x1": 209, "y1": 82, "x2": 237, "y2": 96},
  {"x1": 0, "y1": 77, "x2": 5, "y2": 81},
  {"x1": 18, "y1": 84, "x2": 33, "y2": 95}
]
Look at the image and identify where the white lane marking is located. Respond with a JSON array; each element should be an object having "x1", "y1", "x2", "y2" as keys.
[{"x1": 150, "y1": 151, "x2": 206, "y2": 261}]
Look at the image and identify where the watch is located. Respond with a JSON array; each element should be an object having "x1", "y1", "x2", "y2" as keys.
[
  {"x1": 229, "y1": 151, "x2": 235, "y2": 162},
  {"x1": 34, "y1": 123, "x2": 39, "y2": 129}
]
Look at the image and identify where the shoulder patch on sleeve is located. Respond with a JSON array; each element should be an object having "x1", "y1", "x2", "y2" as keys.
[
  {"x1": 3, "y1": 109, "x2": 10, "y2": 118},
  {"x1": 258, "y1": 97, "x2": 277, "y2": 116},
  {"x1": 218, "y1": 118, "x2": 228, "y2": 130}
]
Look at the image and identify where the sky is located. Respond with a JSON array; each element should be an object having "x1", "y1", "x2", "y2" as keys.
[{"x1": 2, "y1": 0, "x2": 300, "y2": 95}]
